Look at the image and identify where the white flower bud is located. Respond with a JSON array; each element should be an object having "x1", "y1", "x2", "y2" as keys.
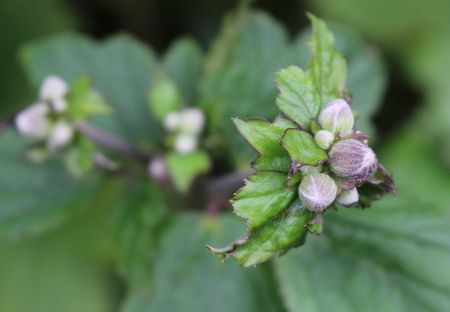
[
  {"x1": 314, "y1": 130, "x2": 334, "y2": 150},
  {"x1": 175, "y1": 134, "x2": 197, "y2": 154},
  {"x1": 50, "y1": 98, "x2": 68, "y2": 112},
  {"x1": 164, "y1": 111, "x2": 181, "y2": 131},
  {"x1": 329, "y1": 139, "x2": 377, "y2": 182},
  {"x1": 298, "y1": 173, "x2": 338, "y2": 211},
  {"x1": 318, "y1": 99, "x2": 354, "y2": 137},
  {"x1": 15, "y1": 102, "x2": 51, "y2": 139},
  {"x1": 47, "y1": 121, "x2": 74, "y2": 150},
  {"x1": 180, "y1": 108, "x2": 205, "y2": 134},
  {"x1": 148, "y1": 156, "x2": 168, "y2": 180},
  {"x1": 336, "y1": 187, "x2": 359, "y2": 206},
  {"x1": 39, "y1": 75, "x2": 69, "y2": 102}
]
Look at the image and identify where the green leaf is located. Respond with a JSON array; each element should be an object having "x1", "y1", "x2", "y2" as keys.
[
  {"x1": 307, "y1": 14, "x2": 346, "y2": 108},
  {"x1": 233, "y1": 172, "x2": 296, "y2": 230},
  {"x1": 21, "y1": 33, "x2": 159, "y2": 147},
  {"x1": 281, "y1": 129, "x2": 328, "y2": 165},
  {"x1": 208, "y1": 200, "x2": 314, "y2": 267},
  {"x1": 166, "y1": 151, "x2": 211, "y2": 192},
  {"x1": 275, "y1": 66, "x2": 319, "y2": 129},
  {"x1": 233, "y1": 117, "x2": 291, "y2": 171},
  {"x1": 63, "y1": 136, "x2": 95, "y2": 178},
  {"x1": 163, "y1": 38, "x2": 203, "y2": 104},
  {"x1": 148, "y1": 76, "x2": 182, "y2": 121},
  {"x1": 274, "y1": 197, "x2": 450, "y2": 311},
  {"x1": 0, "y1": 130, "x2": 97, "y2": 240},
  {"x1": 66, "y1": 77, "x2": 111, "y2": 119},
  {"x1": 124, "y1": 213, "x2": 284, "y2": 312}
]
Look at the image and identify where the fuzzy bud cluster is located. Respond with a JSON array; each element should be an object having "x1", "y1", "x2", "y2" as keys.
[
  {"x1": 296, "y1": 98, "x2": 385, "y2": 213},
  {"x1": 163, "y1": 108, "x2": 205, "y2": 154},
  {"x1": 15, "y1": 76, "x2": 74, "y2": 150}
]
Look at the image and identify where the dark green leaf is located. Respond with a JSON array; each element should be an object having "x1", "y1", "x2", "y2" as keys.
[
  {"x1": 275, "y1": 66, "x2": 318, "y2": 129},
  {"x1": 233, "y1": 171, "x2": 296, "y2": 230},
  {"x1": 281, "y1": 129, "x2": 328, "y2": 165}
]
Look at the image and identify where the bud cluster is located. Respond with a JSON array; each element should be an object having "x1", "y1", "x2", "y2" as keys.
[
  {"x1": 296, "y1": 98, "x2": 387, "y2": 213},
  {"x1": 15, "y1": 76, "x2": 74, "y2": 151},
  {"x1": 164, "y1": 108, "x2": 205, "y2": 154}
]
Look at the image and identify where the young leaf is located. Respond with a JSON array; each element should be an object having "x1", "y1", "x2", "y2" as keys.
[
  {"x1": 233, "y1": 117, "x2": 291, "y2": 171},
  {"x1": 148, "y1": 76, "x2": 182, "y2": 121},
  {"x1": 207, "y1": 200, "x2": 314, "y2": 267},
  {"x1": 166, "y1": 151, "x2": 211, "y2": 192},
  {"x1": 275, "y1": 66, "x2": 318, "y2": 129},
  {"x1": 233, "y1": 171, "x2": 297, "y2": 230},
  {"x1": 281, "y1": 129, "x2": 328, "y2": 165},
  {"x1": 307, "y1": 14, "x2": 346, "y2": 108}
]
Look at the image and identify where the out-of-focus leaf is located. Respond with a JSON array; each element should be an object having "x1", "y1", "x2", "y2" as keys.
[
  {"x1": 275, "y1": 66, "x2": 318, "y2": 129},
  {"x1": 281, "y1": 129, "x2": 328, "y2": 165},
  {"x1": 0, "y1": 130, "x2": 98, "y2": 240},
  {"x1": 163, "y1": 38, "x2": 203, "y2": 104},
  {"x1": 233, "y1": 171, "x2": 296, "y2": 230},
  {"x1": 63, "y1": 136, "x2": 95, "y2": 178},
  {"x1": 307, "y1": 14, "x2": 346, "y2": 107},
  {"x1": 114, "y1": 181, "x2": 168, "y2": 301},
  {"x1": 21, "y1": 33, "x2": 158, "y2": 148},
  {"x1": 124, "y1": 214, "x2": 284, "y2": 312},
  {"x1": 233, "y1": 117, "x2": 290, "y2": 172},
  {"x1": 148, "y1": 77, "x2": 181, "y2": 121},
  {"x1": 166, "y1": 151, "x2": 211, "y2": 192},
  {"x1": 274, "y1": 197, "x2": 450, "y2": 311},
  {"x1": 208, "y1": 200, "x2": 314, "y2": 267}
]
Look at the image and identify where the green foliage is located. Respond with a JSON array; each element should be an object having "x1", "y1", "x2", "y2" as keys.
[
  {"x1": 149, "y1": 76, "x2": 182, "y2": 121},
  {"x1": 281, "y1": 129, "x2": 328, "y2": 165},
  {"x1": 166, "y1": 151, "x2": 211, "y2": 192}
]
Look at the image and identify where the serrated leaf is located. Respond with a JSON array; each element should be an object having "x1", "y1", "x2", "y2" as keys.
[
  {"x1": 21, "y1": 33, "x2": 159, "y2": 147},
  {"x1": 124, "y1": 214, "x2": 284, "y2": 312},
  {"x1": 163, "y1": 38, "x2": 203, "y2": 104},
  {"x1": 281, "y1": 129, "x2": 328, "y2": 165},
  {"x1": 166, "y1": 151, "x2": 211, "y2": 192},
  {"x1": 274, "y1": 197, "x2": 450, "y2": 311},
  {"x1": 208, "y1": 200, "x2": 314, "y2": 267},
  {"x1": 275, "y1": 66, "x2": 318, "y2": 129},
  {"x1": 233, "y1": 171, "x2": 296, "y2": 230},
  {"x1": 307, "y1": 14, "x2": 346, "y2": 108},
  {"x1": 0, "y1": 130, "x2": 97, "y2": 240},
  {"x1": 233, "y1": 117, "x2": 291, "y2": 171}
]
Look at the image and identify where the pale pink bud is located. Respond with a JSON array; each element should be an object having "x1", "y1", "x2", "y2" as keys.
[
  {"x1": 39, "y1": 75, "x2": 69, "y2": 102},
  {"x1": 318, "y1": 99, "x2": 354, "y2": 137},
  {"x1": 47, "y1": 121, "x2": 74, "y2": 150},
  {"x1": 298, "y1": 173, "x2": 337, "y2": 211},
  {"x1": 314, "y1": 129, "x2": 334, "y2": 150},
  {"x1": 336, "y1": 187, "x2": 359, "y2": 206},
  {"x1": 164, "y1": 112, "x2": 181, "y2": 131},
  {"x1": 180, "y1": 108, "x2": 205, "y2": 134},
  {"x1": 15, "y1": 102, "x2": 51, "y2": 139},
  {"x1": 175, "y1": 134, "x2": 197, "y2": 154}
]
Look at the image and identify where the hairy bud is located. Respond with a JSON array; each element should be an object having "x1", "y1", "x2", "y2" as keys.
[
  {"x1": 314, "y1": 130, "x2": 334, "y2": 150},
  {"x1": 318, "y1": 99, "x2": 354, "y2": 137},
  {"x1": 47, "y1": 121, "x2": 74, "y2": 150},
  {"x1": 15, "y1": 102, "x2": 51, "y2": 139},
  {"x1": 175, "y1": 134, "x2": 197, "y2": 154},
  {"x1": 298, "y1": 173, "x2": 337, "y2": 211},
  {"x1": 164, "y1": 112, "x2": 181, "y2": 131},
  {"x1": 180, "y1": 108, "x2": 205, "y2": 134},
  {"x1": 329, "y1": 139, "x2": 377, "y2": 182},
  {"x1": 39, "y1": 76, "x2": 69, "y2": 102},
  {"x1": 336, "y1": 187, "x2": 359, "y2": 206}
]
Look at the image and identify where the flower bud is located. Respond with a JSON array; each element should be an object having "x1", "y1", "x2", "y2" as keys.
[
  {"x1": 298, "y1": 173, "x2": 337, "y2": 211},
  {"x1": 39, "y1": 75, "x2": 69, "y2": 102},
  {"x1": 336, "y1": 187, "x2": 359, "y2": 206},
  {"x1": 15, "y1": 102, "x2": 51, "y2": 139},
  {"x1": 164, "y1": 111, "x2": 181, "y2": 131},
  {"x1": 180, "y1": 108, "x2": 205, "y2": 134},
  {"x1": 148, "y1": 156, "x2": 168, "y2": 181},
  {"x1": 318, "y1": 99, "x2": 354, "y2": 137},
  {"x1": 175, "y1": 134, "x2": 197, "y2": 154},
  {"x1": 47, "y1": 121, "x2": 74, "y2": 150},
  {"x1": 329, "y1": 139, "x2": 377, "y2": 182},
  {"x1": 314, "y1": 130, "x2": 334, "y2": 150}
]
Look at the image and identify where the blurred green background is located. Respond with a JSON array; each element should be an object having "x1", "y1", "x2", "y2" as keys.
[{"x1": 1, "y1": 0, "x2": 450, "y2": 311}]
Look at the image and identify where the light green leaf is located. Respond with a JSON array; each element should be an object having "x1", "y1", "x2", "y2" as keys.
[
  {"x1": 307, "y1": 14, "x2": 346, "y2": 108},
  {"x1": 66, "y1": 77, "x2": 111, "y2": 119},
  {"x1": 148, "y1": 76, "x2": 181, "y2": 121},
  {"x1": 275, "y1": 66, "x2": 318, "y2": 129},
  {"x1": 274, "y1": 197, "x2": 450, "y2": 311},
  {"x1": 233, "y1": 117, "x2": 291, "y2": 171},
  {"x1": 124, "y1": 214, "x2": 284, "y2": 312},
  {"x1": 163, "y1": 38, "x2": 203, "y2": 104},
  {"x1": 21, "y1": 33, "x2": 159, "y2": 147},
  {"x1": 166, "y1": 151, "x2": 211, "y2": 192},
  {"x1": 233, "y1": 171, "x2": 296, "y2": 230},
  {"x1": 63, "y1": 136, "x2": 95, "y2": 178},
  {"x1": 0, "y1": 130, "x2": 97, "y2": 240},
  {"x1": 281, "y1": 129, "x2": 328, "y2": 165},
  {"x1": 208, "y1": 200, "x2": 314, "y2": 267}
]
